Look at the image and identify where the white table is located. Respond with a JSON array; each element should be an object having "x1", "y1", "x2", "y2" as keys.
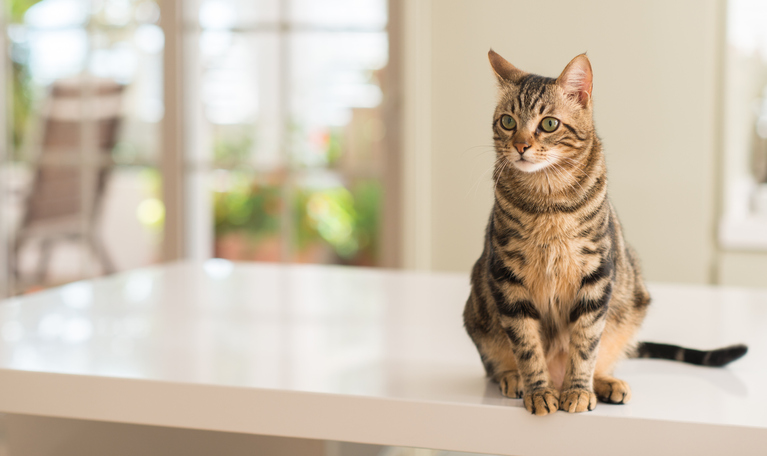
[{"x1": 0, "y1": 261, "x2": 764, "y2": 456}]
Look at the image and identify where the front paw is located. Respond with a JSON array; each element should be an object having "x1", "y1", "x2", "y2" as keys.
[
  {"x1": 523, "y1": 387, "x2": 559, "y2": 416},
  {"x1": 559, "y1": 388, "x2": 597, "y2": 413}
]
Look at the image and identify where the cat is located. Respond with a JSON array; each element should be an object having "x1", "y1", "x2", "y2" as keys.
[{"x1": 463, "y1": 50, "x2": 748, "y2": 416}]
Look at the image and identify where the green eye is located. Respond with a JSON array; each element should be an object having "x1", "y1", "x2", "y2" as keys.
[
  {"x1": 540, "y1": 117, "x2": 559, "y2": 132},
  {"x1": 500, "y1": 115, "x2": 516, "y2": 130}
]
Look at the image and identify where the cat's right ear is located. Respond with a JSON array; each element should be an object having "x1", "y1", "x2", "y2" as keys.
[{"x1": 488, "y1": 49, "x2": 525, "y2": 82}]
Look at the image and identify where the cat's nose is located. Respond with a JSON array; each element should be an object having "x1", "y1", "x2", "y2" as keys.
[{"x1": 514, "y1": 142, "x2": 531, "y2": 154}]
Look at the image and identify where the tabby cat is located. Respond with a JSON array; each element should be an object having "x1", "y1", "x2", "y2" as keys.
[{"x1": 463, "y1": 50, "x2": 748, "y2": 416}]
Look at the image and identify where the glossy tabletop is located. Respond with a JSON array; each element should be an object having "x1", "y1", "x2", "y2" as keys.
[{"x1": 0, "y1": 261, "x2": 765, "y2": 456}]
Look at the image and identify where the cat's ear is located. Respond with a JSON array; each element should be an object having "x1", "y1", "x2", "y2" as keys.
[
  {"x1": 556, "y1": 54, "x2": 593, "y2": 107},
  {"x1": 488, "y1": 49, "x2": 525, "y2": 82}
]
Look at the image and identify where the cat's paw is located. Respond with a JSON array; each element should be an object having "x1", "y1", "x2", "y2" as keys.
[
  {"x1": 523, "y1": 387, "x2": 559, "y2": 416},
  {"x1": 594, "y1": 376, "x2": 631, "y2": 404},
  {"x1": 559, "y1": 388, "x2": 597, "y2": 413},
  {"x1": 499, "y1": 371, "x2": 523, "y2": 398}
]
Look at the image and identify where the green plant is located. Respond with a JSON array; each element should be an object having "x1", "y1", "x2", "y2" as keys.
[
  {"x1": 213, "y1": 174, "x2": 281, "y2": 240},
  {"x1": 8, "y1": 0, "x2": 43, "y2": 155},
  {"x1": 9, "y1": 0, "x2": 42, "y2": 21},
  {"x1": 294, "y1": 180, "x2": 381, "y2": 264}
]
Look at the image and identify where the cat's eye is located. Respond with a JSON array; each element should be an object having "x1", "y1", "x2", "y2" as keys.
[
  {"x1": 500, "y1": 115, "x2": 516, "y2": 130},
  {"x1": 540, "y1": 117, "x2": 559, "y2": 132}
]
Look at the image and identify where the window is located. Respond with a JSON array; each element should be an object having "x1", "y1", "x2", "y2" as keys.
[
  {"x1": 179, "y1": 0, "x2": 399, "y2": 267},
  {"x1": 2, "y1": 0, "x2": 164, "y2": 295},
  {"x1": 1, "y1": 0, "x2": 400, "y2": 297},
  {"x1": 720, "y1": 0, "x2": 767, "y2": 250}
]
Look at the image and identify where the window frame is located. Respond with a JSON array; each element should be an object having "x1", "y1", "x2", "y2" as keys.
[{"x1": 160, "y1": 0, "x2": 402, "y2": 267}]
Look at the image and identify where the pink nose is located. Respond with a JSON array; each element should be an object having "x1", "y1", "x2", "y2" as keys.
[{"x1": 514, "y1": 142, "x2": 531, "y2": 154}]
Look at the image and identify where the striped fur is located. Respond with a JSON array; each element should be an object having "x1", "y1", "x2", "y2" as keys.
[
  {"x1": 464, "y1": 51, "x2": 746, "y2": 416},
  {"x1": 634, "y1": 342, "x2": 747, "y2": 366}
]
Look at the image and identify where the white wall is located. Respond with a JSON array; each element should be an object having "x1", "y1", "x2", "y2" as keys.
[
  {"x1": 403, "y1": 0, "x2": 724, "y2": 284},
  {"x1": 719, "y1": 251, "x2": 767, "y2": 286}
]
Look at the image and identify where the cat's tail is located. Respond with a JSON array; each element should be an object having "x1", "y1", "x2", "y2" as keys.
[{"x1": 633, "y1": 342, "x2": 748, "y2": 367}]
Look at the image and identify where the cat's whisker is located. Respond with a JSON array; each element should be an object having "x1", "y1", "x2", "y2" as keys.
[
  {"x1": 493, "y1": 158, "x2": 511, "y2": 194},
  {"x1": 492, "y1": 159, "x2": 505, "y2": 191},
  {"x1": 461, "y1": 144, "x2": 502, "y2": 158},
  {"x1": 565, "y1": 171, "x2": 585, "y2": 195},
  {"x1": 467, "y1": 156, "x2": 504, "y2": 199},
  {"x1": 548, "y1": 161, "x2": 583, "y2": 196},
  {"x1": 547, "y1": 162, "x2": 569, "y2": 193},
  {"x1": 542, "y1": 166, "x2": 554, "y2": 195},
  {"x1": 553, "y1": 161, "x2": 586, "y2": 194},
  {"x1": 558, "y1": 160, "x2": 589, "y2": 177},
  {"x1": 550, "y1": 153, "x2": 586, "y2": 190},
  {"x1": 467, "y1": 149, "x2": 500, "y2": 160},
  {"x1": 554, "y1": 155, "x2": 590, "y2": 175},
  {"x1": 555, "y1": 158, "x2": 588, "y2": 188}
]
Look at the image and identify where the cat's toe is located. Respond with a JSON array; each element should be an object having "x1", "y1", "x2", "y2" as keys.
[
  {"x1": 559, "y1": 388, "x2": 597, "y2": 413},
  {"x1": 594, "y1": 376, "x2": 632, "y2": 404},
  {"x1": 523, "y1": 387, "x2": 559, "y2": 416},
  {"x1": 499, "y1": 372, "x2": 523, "y2": 398}
]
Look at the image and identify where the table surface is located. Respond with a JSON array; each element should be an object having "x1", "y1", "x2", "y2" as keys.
[{"x1": 0, "y1": 261, "x2": 765, "y2": 456}]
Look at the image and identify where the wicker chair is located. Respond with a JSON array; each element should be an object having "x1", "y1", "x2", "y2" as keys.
[{"x1": 12, "y1": 76, "x2": 125, "y2": 286}]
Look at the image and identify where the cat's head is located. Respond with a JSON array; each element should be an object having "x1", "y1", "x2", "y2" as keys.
[{"x1": 489, "y1": 50, "x2": 595, "y2": 174}]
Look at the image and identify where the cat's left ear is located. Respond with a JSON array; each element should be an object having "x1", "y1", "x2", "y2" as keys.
[{"x1": 556, "y1": 54, "x2": 593, "y2": 107}]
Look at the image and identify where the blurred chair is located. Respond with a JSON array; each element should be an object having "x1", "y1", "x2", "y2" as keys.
[{"x1": 12, "y1": 76, "x2": 125, "y2": 287}]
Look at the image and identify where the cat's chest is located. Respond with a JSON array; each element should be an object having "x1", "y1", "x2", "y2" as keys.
[{"x1": 509, "y1": 218, "x2": 585, "y2": 310}]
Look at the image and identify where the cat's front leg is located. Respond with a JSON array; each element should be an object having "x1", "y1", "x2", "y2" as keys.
[
  {"x1": 560, "y1": 281, "x2": 611, "y2": 413},
  {"x1": 501, "y1": 314, "x2": 559, "y2": 416}
]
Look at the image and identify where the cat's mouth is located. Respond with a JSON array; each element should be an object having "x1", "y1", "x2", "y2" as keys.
[{"x1": 513, "y1": 157, "x2": 549, "y2": 173}]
